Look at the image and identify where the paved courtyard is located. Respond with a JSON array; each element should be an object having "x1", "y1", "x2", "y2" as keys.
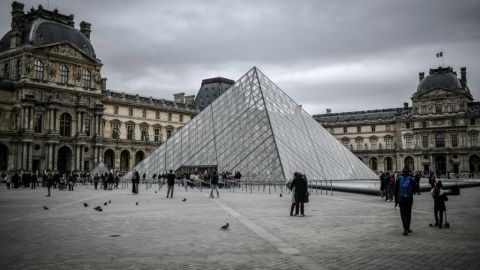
[{"x1": 0, "y1": 184, "x2": 479, "y2": 270}]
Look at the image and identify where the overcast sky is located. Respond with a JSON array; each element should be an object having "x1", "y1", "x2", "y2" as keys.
[{"x1": 1, "y1": 0, "x2": 479, "y2": 115}]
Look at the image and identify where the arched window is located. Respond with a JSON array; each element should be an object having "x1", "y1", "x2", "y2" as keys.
[
  {"x1": 83, "y1": 70, "x2": 91, "y2": 88},
  {"x1": 60, "y1": 65, "x2": 69, "y2": 84},
  {"x1": 34, "y1": 60, "x2": 44, "y2": 80},
  {"x1": 435, "y1": 133, "x2": 445, "y2": 148},
  {"x1": 59, "y1": 113, "x2": 72, "y2": 136}
]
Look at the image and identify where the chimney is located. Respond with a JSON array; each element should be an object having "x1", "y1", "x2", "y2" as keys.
[
  {"x1": 460, "y1": 67, "x2": 467, "y2": 87},
  {"x1": 10, "y1": 2, "x2": 25, "y2": 49},
  {"x1": 418, "y1": 72, "x2": 424, "y2": 82},
  {"x1": 326, "y1": 109, "x2": 332, "y2": 114},
  {"x1": 184, "y1": 95, "x2": 195, "y2": 105},
  {"x1": 403, "y1": 102, "x2": 408, "y2": 109},
  {"x1": 80, "y1": 21, "x2": 91, "y2": 40},
  {"x1": 101, "y1": 78, "x2": 107, "y2": 91},
  {"x1": 173, "y1": 93, "x2": 185, "y2": 103}
]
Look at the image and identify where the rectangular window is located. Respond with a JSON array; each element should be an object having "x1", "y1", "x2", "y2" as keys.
[
  {"x1": 371, "y1": 125, "x2": 375, "y2": 132},
  {"x1": 141, "y1": 127, "x2": 148, "y2": 141},
  {"x1": 342, "y1": 139, "x2": 349, "y2": 147},
  {"x1": 356, "y1": 141, "x2": 363, "y2": 150},
  {"x1": 422, "y1": 134, "x2": 428, "y2": 148},
  {"x1": 357, "y1": 126, "x2": 361, "y2": 133},
  {"x1": 422, "y1": 121, "x2": 427, "y2": 128},
  {"x1": 386, "y1": 125, "x2": 391, "y2": 132},
  {"x1": 127, "y1": 126, "x2": 134, "y2": 140},
  {"x1": 34, "y1": 113, "x2": 42, "y2": 133},
  {"x1": 143, "y1": 109, "x2": 147, "y2": 118},
  {"x1": 385, "y1": 137, "x2": 392, "y2": 149},
  {"x1": 435, "y1": 133, "x2": 445, "y2": 148},
  {"x1": 450, "y1": 104, "x2": 456, "y2": 113},
  {"x1": 343, "y1": 127, "x2": 347, "y2": 134},
  {"x1": 167, "y1": 129, "x2": 172, "y2": 138},
  {"x1": 470, "y1": 134, "x2": 478, "y2": 147},
  {"x1": 179, "y1": 114, "x2": 183, "y2": 123},
  {"x1": 471, "y1": 118, "x2": 476, "y2": 125},
  {"x1": 128, "y1": 107, "x2": 133, "y2": 116},
  {"x1": 168, "y1": 113, "x2": 172, "y2": 121},
  {"x1": 113, "y1": 106, "x2": 118, "y2": 115},
  {"x1": 406, "y1": 122, "x2": 411, "y2": 129},
  {"x1": 435, "y1": 104, "x2": 443, "y2": 114},
  {"x1": 154, "y1": 128, "x2": 160, "y2": 142},
  {"x1": 155, "y1": 111, "x2": 160, "y2": 119},
  {"x1": 405, "y1": 136, "x2": 412, "y2": 149},
  {"x1": 371, "y1": 140, "x2": 377, "y2": 150},
  {"x1": 451, "y1": 134, "x2": 458, "y2": 147},
  {"x1": 112, "y1": 123, "x2": 119, "y2": 139},
  {"x1": 85, "y1": 118, "x2": 91, "y2": 136},
  {"x1": 450, "y1": 119, "x2": 456, "y2": 126}
]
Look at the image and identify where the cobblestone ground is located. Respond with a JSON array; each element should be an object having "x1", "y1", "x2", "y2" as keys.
[{"x1": 0, "y1": 184, "x2": 479, "y2": 269}]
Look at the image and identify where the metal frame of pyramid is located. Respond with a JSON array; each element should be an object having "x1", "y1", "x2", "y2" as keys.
[{"x1": 122, "y1": 67, "x2": 378, "y2": 182}]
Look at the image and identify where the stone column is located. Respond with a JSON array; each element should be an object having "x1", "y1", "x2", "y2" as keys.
[
  {"x1": 55, "y1": 110, "x2": 60, "y2": 133},
  {"x1": 429, "y1": 155, "x2": 434, "y2": 174},
  {"x1": 52, "y1": 144, "x2": 58, "y2": 171},
  {"x1": 16, "y1": 142, "x2": 22, "y2": 170},
  {"x1": 22, "y1": 143, "x2": 27, "y2": 170},
  {"x1": 27, "y1": 143, "x2": 33, "y2": 171},
  {"x1": 80, "y1": 146, "x2": 84, "y2": 171},
  {"x1": 28, "y1": 107, "x2": 34, "y2": 130},
  {"x1": 76, "y1": 145, "x2": 81, "y2": 171},
  {"x1": 81, "y1": 113, "x2": 85, "y2": 134},
  {"x1": 21, "y1": 107, "x2": 26, "y2": 129}
]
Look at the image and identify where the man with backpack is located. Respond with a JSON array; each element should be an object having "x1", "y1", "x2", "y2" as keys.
[{"x1": 395, "y1": 166, "x2": 414, "y2": 236}]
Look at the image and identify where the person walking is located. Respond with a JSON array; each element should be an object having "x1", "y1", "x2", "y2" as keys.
[
  {"x1": 431, "y1": 181, "x2": 448, "y2": 228},
  {"x1": 379, "y1": 172, "x2": 386, "y2": 198},
  {"x1": 166, "y1": 170, "x2": 176, "y2": 198},
  {"x1": 68, "y1": 173, "x2": 74, "y2": 191},
  {"x1": 46, "y1": 173, "x2": 53, "y2": 197},
  {"x1": 31, "y1": 173, "x2": 37, "y2": 190},
  {"x1": 428, "y1": 173, "x2": 436, "y2": 189},
  {"x1": 210, "y1": 172, "x2": 220, "y2": 198},
  {"x1": 414, "y1": 172, "x2": 421, "y2": 195},
  {"x1": 132, "y1": 171, "x2": 140, "y2": 194},
  {"x1": 291, "y1": 172, "x2": 308, "y2": 216},
  {"x1": 395, "y1": 166, "x2": 414, "y2": 236},
  {"x1": 93, "y1": 173, "x2": 99, "y2": 190},
  {"x1": 5, "y1": 173, "x2": 11, "y2": 189}
]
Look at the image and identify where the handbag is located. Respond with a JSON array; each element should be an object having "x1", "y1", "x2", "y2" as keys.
[{"x1": 304, "y1": 191, "x2": 309, "y2": 203}]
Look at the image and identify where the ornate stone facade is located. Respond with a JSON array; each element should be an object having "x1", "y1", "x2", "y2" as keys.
[
  {"x1": 0, "y1": 2, "x2": 199, "y2": 174},
  {"x1": 314, "y1": 66, "x2": 480, "y2": 178}
]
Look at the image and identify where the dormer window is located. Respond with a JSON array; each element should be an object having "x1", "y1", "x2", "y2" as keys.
[{"x1": 60, "y1": 65, "x2": 69, "y2": 84}]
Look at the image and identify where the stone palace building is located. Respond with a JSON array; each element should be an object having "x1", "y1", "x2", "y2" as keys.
[
  {"x1": 314, "y1": 66, "x2": 480, "y2": 177},
  {"x1": 0, "y1": 2, "x2": 200, "y2": 174}
]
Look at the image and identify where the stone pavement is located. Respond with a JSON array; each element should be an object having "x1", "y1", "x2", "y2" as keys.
[{"x1": 0, "y1": 184, "x2": 479, "y2": 270}]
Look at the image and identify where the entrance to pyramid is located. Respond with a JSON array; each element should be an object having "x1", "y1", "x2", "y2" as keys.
[
  {"x1": 176, "y1": 165, "x2": 218, "y2": 176},
  {"x1": 122, "y1": 67, "x2": 378, "y2": 183}
]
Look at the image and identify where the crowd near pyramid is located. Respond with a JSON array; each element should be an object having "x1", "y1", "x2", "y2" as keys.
[{"x1": 123, "y1": 67, "x2": 377, "y2": 182}]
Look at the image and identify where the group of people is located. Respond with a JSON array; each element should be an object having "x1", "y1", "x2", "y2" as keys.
[{"x1": 382, "y1": 167, "x2": 451, "y2": 235}]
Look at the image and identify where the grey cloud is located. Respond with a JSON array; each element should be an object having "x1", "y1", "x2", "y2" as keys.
[{"x1": 1, "y1": 0, "x2": 479, "y2": 115}]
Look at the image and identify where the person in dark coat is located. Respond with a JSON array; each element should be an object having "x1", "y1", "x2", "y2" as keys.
[
  {"x1": 132, "y1": 171, "x2": 140, "y2": 194},
  {"x1": 395, "y1": 166, "x2": 414, "y2": 236},
  {"x1": 12, "y1": 172, "x2": 20, "y2": 189},
  {"x1": 428, "y1": 173, "x2": 436, "y2": 189},
  {"x1": 209, "y1": 172, "x2": 220, "y2": 198},
  {"x1": 46, "y1": 173, "x2": 53, "y2": 197},
  {"x1": 431, "y1": 181, "x2": 448, "y2": 228},
  {"x1": 291, "y1": 172, "x2": 308, "y2": 216},
  {"x1": 414, "y1": 172, "x2": 421, "y2": 195},
  {"x1": 166, "y1": 170, "x2": 176, "y2": 198},
  {"x1": 379, "y1": 172, "x2": 386, "y2": 198}
]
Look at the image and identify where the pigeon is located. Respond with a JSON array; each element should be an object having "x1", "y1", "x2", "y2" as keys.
[
  {"x1": 83, "y1": 203, "x2": 89, "y2": 207},
  {"x1": 108, "y1": 200, "x2": 111, "y2": 204},
  {"x1": 136, "y1": 201, "x2": 138, "y2": 206},
  {"x1": 94, "y1": 206, "x2": 103, "y2": 212},
  {"x1": 43, "y1": 205, "x2": 49, "y2": 210},
  {"x1": 280, "y1": 194, "x2": 283, "y2": 198},
  {"x1": 104, "y1": 202, "x2": 108, "y2": 206},
  {"x1": 221, "y1": 222, "x2": 229, "y2": 230},
  {"x1": 182, "y1": 198, "x2": 186, "y2": 202}
]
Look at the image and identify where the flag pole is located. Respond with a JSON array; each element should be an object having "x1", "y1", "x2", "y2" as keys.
[{"x1": 442, "y1": 49, "x2": 444, "y2": 67}]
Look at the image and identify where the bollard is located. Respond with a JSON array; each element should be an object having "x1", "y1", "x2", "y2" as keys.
[{"x1": 330, "y1": 180, "x2": 333, "y2": 196}]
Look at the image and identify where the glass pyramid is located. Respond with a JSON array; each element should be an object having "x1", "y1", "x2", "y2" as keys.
[{"x1": 123, "y1": 67, "x2": 378, "y2": 182}]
